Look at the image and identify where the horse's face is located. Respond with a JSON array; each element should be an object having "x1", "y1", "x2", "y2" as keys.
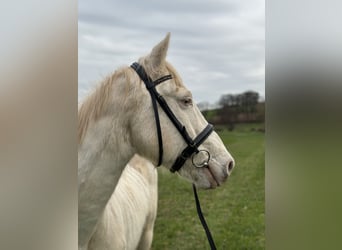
[{"x1": 130, "y1": 34, "x2": 235, "y2": 189}]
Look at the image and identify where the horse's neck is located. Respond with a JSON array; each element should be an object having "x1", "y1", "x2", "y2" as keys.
[{"x1": 78, "y1": 105, "x2": 135, "y2": 247}]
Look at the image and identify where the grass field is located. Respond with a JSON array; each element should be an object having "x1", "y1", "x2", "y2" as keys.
[{"x1": 151, "y1": 123, "x2": 265, "y2": 250}]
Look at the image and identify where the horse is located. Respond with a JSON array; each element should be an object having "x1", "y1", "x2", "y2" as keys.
[
  {"x1": 87, "y1": 155, "x2": 158, "y2": 250},
  {"x1": 78, "y1": 33, "x2": 235, "y2": 249}
]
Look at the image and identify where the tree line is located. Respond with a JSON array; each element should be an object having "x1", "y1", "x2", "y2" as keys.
[{"x1": 200, "y1": 90, "x2": 265, "y2": 130}]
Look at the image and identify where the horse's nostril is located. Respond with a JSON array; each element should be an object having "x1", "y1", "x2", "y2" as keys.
[{"x1": 228, "y1": 160, "x2": 234, "y2": 172}]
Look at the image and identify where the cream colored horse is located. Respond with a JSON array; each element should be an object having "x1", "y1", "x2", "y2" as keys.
[
  {"x1": 88, "y1": 155, "x2": 158, "y2": 250},
  {"x1": 78, "y1": 33, "x2": 235, "y2": 249}
]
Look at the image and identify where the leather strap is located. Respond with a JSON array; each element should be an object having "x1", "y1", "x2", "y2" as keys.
[
  {"x1": 170, "y1": 124, "x2": 213, "y2": 172},
  {"x1": 130, "y1": 62, "x2": 213, "y2": 171},
  {"x1": 131, "y1": 62, "x2": 171, "y2": 166},
  {"x1": 193, "y1": 184, "x2": 217, "y2": 250}
]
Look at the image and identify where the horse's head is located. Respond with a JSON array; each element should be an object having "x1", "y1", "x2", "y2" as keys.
[{"x1": 129, "y1": 33, "x2": 235, "y2": 189}]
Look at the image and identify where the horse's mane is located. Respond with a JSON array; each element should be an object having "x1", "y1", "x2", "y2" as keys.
[
  {"x1": 78, "y1": 67, "x2": 131, "y2": 144},
  {"x1": 78, "y1": 61, "x2": 184, "y2": 144}
]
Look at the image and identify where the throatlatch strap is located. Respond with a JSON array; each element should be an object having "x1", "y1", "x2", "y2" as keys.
[{"x1": 193, "y1": 184, "x2": 217, "y2": 250}]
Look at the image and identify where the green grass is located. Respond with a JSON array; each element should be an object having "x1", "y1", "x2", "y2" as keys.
[{"x1": 151, "y1": 123, "x2": 265, "y2": 250}]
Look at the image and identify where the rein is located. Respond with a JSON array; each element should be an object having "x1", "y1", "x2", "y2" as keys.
[
  {"x1": 193, "y1": 184, "x2": 217, "y2": 250},
  {"x1": 130, "y1": 62, "x2": 217, "y2": 249}
]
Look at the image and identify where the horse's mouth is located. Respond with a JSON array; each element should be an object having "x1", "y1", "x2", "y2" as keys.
[{"x1": 205, "y1": 166, "x2": 221, "y2": 189}]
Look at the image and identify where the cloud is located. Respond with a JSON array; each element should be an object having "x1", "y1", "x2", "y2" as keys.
[{"x1": 78, "y1": 0, "x2": 264, "y2": 103}]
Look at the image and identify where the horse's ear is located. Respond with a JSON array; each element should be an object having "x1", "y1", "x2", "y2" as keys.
[{"x1": 148, "y1": 33, "x2": 170, "y2": 69}]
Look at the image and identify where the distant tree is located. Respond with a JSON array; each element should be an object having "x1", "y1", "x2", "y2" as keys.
[
  {"x1": 217, "y1": 90, "x2": 261, "y2": 126},
  {"x1": 240, "y1": 91, "x2": 259, "y2": 120},
  {"x1": 218, "y1": 94, "x2": 238, "y2": 130},
  {"x1": 256, "y1": 101, "x2": 265, "y2": 122}
]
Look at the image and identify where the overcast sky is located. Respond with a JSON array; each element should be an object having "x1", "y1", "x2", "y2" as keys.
[{"x1": 78, "y1": 0, "x2": 264, "y2": 105}]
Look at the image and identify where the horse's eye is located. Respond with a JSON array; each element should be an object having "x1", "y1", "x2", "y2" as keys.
[{"x1": 181, "y1": 97, "x2": 193, "y2": 107}]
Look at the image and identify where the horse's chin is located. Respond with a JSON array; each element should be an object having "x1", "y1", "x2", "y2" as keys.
[
  {"x1": 192, "y1": 168, "x2": 221, "y2": 189},
  {"x1": 178, "y1": 165, "x2": 222, "y2": 189}
]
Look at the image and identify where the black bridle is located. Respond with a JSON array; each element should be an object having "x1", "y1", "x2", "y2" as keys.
[
  {"x1": 131, "y1": 62, "x2": 217, "y2": 250},
  {"x1": 130, "y1": 62, "x2": 213, "y2": 172}
]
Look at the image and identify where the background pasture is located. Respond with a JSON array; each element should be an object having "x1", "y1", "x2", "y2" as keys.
[{"x1": 152, "y1": 123, "x2": 265, "y2": 249}]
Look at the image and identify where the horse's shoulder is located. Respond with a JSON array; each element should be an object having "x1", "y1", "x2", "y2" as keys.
[{"x1": 128, "y1": 155, "x2": 157, "y2": 184}]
